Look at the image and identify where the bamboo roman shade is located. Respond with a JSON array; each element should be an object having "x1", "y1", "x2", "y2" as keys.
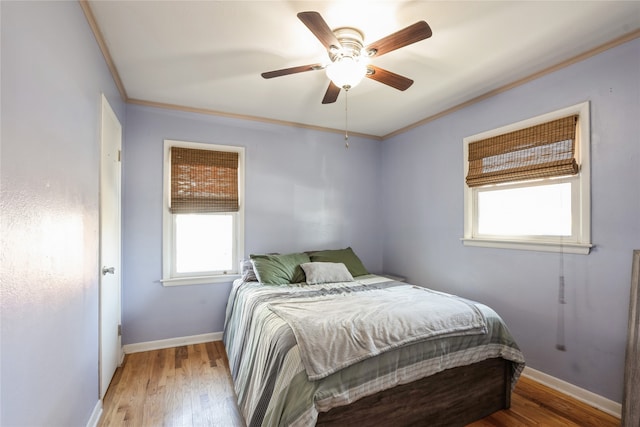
[
  {"x1": 170, "y1": 147, "x2": 239, "y2": 213},
  {"x1": 466, "y1": 115, "x2": 579, "y2": 187}
]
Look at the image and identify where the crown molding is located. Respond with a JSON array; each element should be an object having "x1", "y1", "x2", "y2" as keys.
[
  {"x1": 79, "y1": 0, "x2": 128, "y2": 101},
  {"x1": 382, "y1": 28, "x2": 640, "y2": 140},
  {"x1": 127, "y1": 98, "x2": 381, "y2": 141},
  {"x1": 79, "y1": 1, "x2": 638, "y2": 141}
]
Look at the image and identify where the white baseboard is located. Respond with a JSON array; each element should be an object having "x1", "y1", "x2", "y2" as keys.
[
  {"x1": 522, "y1": 366, "x2": 621, "y2": 418},
  {"x1": 86, "y1": 400, "x2": 102, "y2": 427},
  {"x1": 122, "y1": 332, "x2": 223, "y2": 354}
]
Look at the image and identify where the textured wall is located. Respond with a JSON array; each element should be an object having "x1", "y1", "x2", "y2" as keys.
[
  {"x1": 121, "y1": 105, "x2": 383, "y2": 344},
  {"x1": 3, "y1": 5, "x2": 633, "y2": 424},
  {"x1": 0, "y1": 1, "x2": 125, "y2": 425},
  {"x1": 380, "y1": 38, "x2": 640, "y2": 402}
]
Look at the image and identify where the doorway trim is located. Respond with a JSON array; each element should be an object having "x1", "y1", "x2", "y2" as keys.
[
  {"x1": 622, "y1": 249, "x2": 640, "y2": 426},
  {"x1": 99, "y1": 93, "x2": 123, "y2": 399}
]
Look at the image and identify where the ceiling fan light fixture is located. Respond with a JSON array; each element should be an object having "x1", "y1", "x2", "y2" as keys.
[
  {"x1": 262, "y1": 12, "x2": 432, "y2": 104},
  {"x1": 326, "y1": 56, "x2": 367, "y2": 90}
]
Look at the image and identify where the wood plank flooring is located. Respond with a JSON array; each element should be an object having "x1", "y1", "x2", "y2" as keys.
[
  {"x1": 99, "y1": 341, "x2": 620, "y2": 427},
  {"x1": 99, "y1": 341, "x2": 244, "y2": 427}
]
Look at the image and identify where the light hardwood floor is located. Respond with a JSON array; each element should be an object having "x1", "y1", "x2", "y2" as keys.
[{"x1": 99, "y1": 342, "x2": 620, "y2": 427}]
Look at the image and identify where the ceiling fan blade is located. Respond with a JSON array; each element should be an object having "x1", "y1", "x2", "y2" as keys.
[
  {"x1": 365, "y1": 21, "x2": 432, "y2": 57},
  {"x1": 322, "y1": 81, "x2": 341, "y2": 104},
  {"x1": 366, "y1": 65, "x2": 414, "y2": 91},
  {"x1": 297, "y1": 11, "x2": 341, "y2": 50},
  {"x1": 261, "y1": 63, "x2": 324, "y2": 79}
]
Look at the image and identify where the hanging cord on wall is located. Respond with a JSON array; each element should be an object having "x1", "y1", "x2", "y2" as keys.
[
  {"x1": 556, "y1": 238, "x2": 567, "y2": 351},
  {"x1": 344, "y1": 87, "x2": 350, "y2": 148}
]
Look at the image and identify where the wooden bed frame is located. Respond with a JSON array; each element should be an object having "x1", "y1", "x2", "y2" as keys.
[{"x1": 316, "y1": 357, "x2": 512, "y2": 426}]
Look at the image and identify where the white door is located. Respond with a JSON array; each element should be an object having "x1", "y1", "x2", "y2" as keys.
[{"x1": 99, "y1": 94, "x2": 122, "y2": 398}]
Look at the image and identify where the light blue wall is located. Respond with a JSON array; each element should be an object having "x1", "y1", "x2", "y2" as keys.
[
  {"x1": 381, "y1": 39, "x2": 640, "y2": 402},
  {"x1": 0, "y1": 1, "x2": 125, "y2": 426},
  {"x1": 121, "y1": 105, "x2": 382, "y2": 344},
  {"x1": 2, "y1": 3, "x2": 635, "y2": 422}
]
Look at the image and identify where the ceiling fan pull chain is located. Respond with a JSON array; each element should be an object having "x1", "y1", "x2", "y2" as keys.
[{"x1": 344, "y1": 88, "x2": 349, "y2": 148}]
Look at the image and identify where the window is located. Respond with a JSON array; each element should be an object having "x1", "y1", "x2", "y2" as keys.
[
  {"x1": 162, "y1": 140, "x2": 244, "y2": 286},
  {"x1": 462, "y1": 102, "x2": 591, "y2": 254}
]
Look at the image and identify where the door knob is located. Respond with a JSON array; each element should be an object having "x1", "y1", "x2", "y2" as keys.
[{"x1": 102, "y1": 266, "x2": 115, "y2": 275}]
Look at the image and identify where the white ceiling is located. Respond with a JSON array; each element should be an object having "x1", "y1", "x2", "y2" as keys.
[{"x1": 87, "y1": 1, "x2": 640, "y2": 138}]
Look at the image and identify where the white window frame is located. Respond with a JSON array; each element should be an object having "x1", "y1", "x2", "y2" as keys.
[
  {"x1": 462, "y1": 102, "x2": 592, "y2": 254},
  {"x1": 161, "y1": 139, "x2": 245, "y2": 286}
]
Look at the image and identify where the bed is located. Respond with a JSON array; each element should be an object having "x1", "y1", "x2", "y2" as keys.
[{"x1": 223, "y1": 249, "x2": 525, "y2": 427}]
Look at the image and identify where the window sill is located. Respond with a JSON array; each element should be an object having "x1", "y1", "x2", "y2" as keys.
[
  {"x1": 461, "y1": 238, "x2": 592, "y2": 255},
  {"x1": 160, "y1": 274, "x2": 240, "y2": 287}
]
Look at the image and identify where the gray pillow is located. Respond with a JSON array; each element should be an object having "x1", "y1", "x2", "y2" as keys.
[
  {"x1": 240, "y1": 258, "x2": 258, "y2": 282},
  {"x1": 300, "y1": 262, "x2": 354, "y2": 285},
  {"x1": 307, "y1": 247, "x2": 368, "y2": 277}
]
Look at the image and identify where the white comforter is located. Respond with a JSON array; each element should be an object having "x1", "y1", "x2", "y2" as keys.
[{"x1": 268, "y1": 284, "x2": 487, "y2": 380}]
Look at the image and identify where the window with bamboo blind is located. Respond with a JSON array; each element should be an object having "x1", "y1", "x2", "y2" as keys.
[
  {"x1": 465, "y1": 115, "x2": 578, "y2": 187},
  {"x1": 170, "y1": 147, "x2": 239, "y2": 213},
  {"x1": 162, "y1": 140, "x2": 245, "y2": 286},
  {"x1": 462, "y1": 102, "x2": 592, "y2": 254}
]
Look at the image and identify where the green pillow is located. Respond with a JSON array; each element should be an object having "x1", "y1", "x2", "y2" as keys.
[
  {"x1": 308, "y1": 247, "x2": 368, "y2": 277},
  {"x1": 250, "y1": 252, "x2": 310, "y2": 285}
]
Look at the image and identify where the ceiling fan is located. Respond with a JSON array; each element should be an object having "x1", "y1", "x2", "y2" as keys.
[{"x1": 261, "y1": 11, "x2": 432, "y2": 104}]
